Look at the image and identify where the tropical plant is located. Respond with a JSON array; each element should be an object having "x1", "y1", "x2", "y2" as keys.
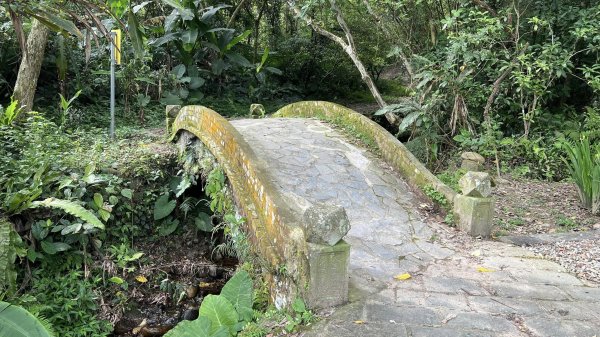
[
  {"x1": 166, "y1": 270, "x2": 253, "y2": 337},
  {"x1": 0, "y1": 301, "x2": 55, "y2": 337},
  {"x1": 0, "y1": 98, "x2": 22, "y2": 126},
  {"x1": 563, "y1": 137, "x2": 600, "y2": 214},
  {"x1": 58, "y1": 89, "x2": 82, "y2": 127}
]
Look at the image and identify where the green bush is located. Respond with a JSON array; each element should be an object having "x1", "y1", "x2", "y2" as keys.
[{"x1": 17, "y1": 271, "x2": 111, "y2": 337}]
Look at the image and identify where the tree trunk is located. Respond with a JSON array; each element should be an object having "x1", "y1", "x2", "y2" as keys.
[
  {"x1": 287, "y1": 0, "x2": 398, "y2": 126},
  {"x1": 13, "y1": 19, "x2": 49, "y2": 112}
]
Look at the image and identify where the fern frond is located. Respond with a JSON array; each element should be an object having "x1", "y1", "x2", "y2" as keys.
[{"x1": 30, "y1": 198, "x2": 104, "y2": 229}]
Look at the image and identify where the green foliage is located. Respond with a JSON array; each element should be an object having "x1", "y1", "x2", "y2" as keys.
[
  {"x1": 437, "y1": 168, "x2": 467, "y2": 194},
  {"x1": 154, "y1": 193, "x2": 177, "y2": 220},
  {"x1": 200, "y1": 295, "x2": 239, "y2": 335},
  {"x1": 562, "y1": 137, "x2": 600, "y2": 214},
  {"x1": 423, "y1": 185, "x2": 449, "y2": 211},
  {"x1": 0, "y1": 98, "x2": 22, "y2": 126},
  {"x1": 556, "y1": 216, "x2": 580, "y2": 231},
  {"x1": 164, "y1": 316, "x2": 229, "y2": 337},
  {"x1": 17, "y1": 271, "x2": 112, "y2": 337},
  {"x1": 284, "y1": 298, "x2": 314, "y2": 332},
  {"x1": 107, "y1": 243, "x2": 144, "y2": 273},
  {"x1": 0, "y1": 301, "x2": 55, "y2": 337},
  {"x1": 220, "y1": 270, "x2": 254, "y2": 322},
  {"x1": 58, "y1": 90, "x2": 81, "y2": 128},
  {"x1": 167, "y1": 270, "x2": 254, "y2": 337},
  {"x1": 31, "y1": 198, "x2": 105, "y2": 229}
]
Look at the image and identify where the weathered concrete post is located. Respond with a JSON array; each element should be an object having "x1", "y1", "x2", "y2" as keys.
[
  {"x1": 453, "y1": 171, "x2": 494, "y2": 237},
  {"x1": 302, "y1": 203, "x2": 351, "y2": 308}
]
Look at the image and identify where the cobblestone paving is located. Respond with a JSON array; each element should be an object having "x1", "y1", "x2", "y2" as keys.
[{"x1": 231, "y1": 118, "x2": 600, "y2": 337}]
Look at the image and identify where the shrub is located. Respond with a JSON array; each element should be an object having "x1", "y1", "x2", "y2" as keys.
[{"x1": 562, "y1": 137, "x2": 600, "y2": 214}]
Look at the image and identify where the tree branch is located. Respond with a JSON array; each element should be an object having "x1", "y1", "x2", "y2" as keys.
[{"x1": 227, "y1": 0, "x2": 248, "y2": 28}]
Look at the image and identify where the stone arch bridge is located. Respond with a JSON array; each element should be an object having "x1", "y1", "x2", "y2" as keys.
[{"x1": 168, "y1": 102, "x2": 599, "y2": 337}]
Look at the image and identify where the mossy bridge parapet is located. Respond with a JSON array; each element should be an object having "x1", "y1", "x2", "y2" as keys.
[
  {"x1": 274, "y1": 101, "x2": 457, "y2": 203},
  {"x1": 169, "y1": 105, "x2": 350, "y2": 309}
]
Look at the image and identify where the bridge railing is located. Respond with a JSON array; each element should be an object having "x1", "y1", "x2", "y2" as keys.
[
  {"x1": 168, "y1": 105, "x2": 350, "y2": 309},
  {"x1": 275, "y1": 101, "x2": 494, "y2": 237}
]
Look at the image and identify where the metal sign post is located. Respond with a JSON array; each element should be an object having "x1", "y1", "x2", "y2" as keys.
[
  {"x1": 109, "y1": 30, "x2": 121, "y2": 140},
  {"x1": 109, "y1": 31, "x2": 116, "y2": 140}
]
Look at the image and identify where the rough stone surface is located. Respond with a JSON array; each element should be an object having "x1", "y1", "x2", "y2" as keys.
[
  {"x1": 459, "y1": 171, "x2": 492, "y2": 197},
  {"x1": 454, "y1": 195, "x2": 494, "y2": 238},
  {"x1": 306, "y1": 241, "x2": 350, "y2": 308},
  {"x1": 180, "y1": 112, "x2": 600, "y2": 335},
  {"x1": 303, "y1": 203, "x2": 350, "y2": 246}
]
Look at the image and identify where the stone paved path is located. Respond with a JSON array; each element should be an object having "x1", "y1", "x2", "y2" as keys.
[{"x1": 231, "y1": 118, "x2": 600, "y2": 337}]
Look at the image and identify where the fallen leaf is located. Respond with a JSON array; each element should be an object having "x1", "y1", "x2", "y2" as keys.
[
  {"x1": 477, "y1": 266, "x2": 495, "y2": 272},
  {"x1": 394, "y1": 273, "x2": 412, "y2": 280},
  {"x1": 135, "y1": 275, "x2": 148, "y2": 283},
  {"x1": 353, "y1": 320, "x2": 365, "y2": 324}
]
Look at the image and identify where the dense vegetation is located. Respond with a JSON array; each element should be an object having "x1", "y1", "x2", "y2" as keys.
[{"x1": 1, "y1": 0, "x2": 600, "y2": 335}]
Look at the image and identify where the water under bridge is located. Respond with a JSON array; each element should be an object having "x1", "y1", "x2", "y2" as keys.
[{"x1": 169, "y1": 101, "x2": 600, "y2": 337}]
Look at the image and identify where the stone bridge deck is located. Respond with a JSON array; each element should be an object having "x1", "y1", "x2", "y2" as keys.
[{"x1": 229, "y1": 118, "x2": 600, "y2": 337}]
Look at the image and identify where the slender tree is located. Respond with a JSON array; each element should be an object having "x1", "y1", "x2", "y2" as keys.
[
  {"x1": 12, "y1": 19, "x2": 49, "y2": 112},
  {"x1": 287, "y1": 0, "x2": 399, "y2": 125}
]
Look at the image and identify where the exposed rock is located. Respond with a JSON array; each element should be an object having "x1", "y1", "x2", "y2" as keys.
[
  {"x1": 459, "y1": 171, "x2": 492, "y2": 198},
  {"x1": 303, "y1": 203, "x2": 351, "y2": 246}
]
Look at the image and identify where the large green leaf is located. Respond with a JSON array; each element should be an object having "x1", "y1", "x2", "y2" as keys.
[
  {"x1": 220, "y1": 271, "x2": 253, "y2": 322},
  {"x1": 164, "y1": 316, "x2": 229, "y2": 337},
  {"x1": 194, "y1": 213, "x2": 213, "y2": 232},
  {"x1": 127, "y1": 9, "x2": 145, "y2": 57},
  {"x1": 30, "y1": 198, "x2": 104, "y2": 230},
  {"x1": 0, "y1": 301, "x2": 55, "y2": 337},
  {"x1": 225, "y1": 53, "x2": 252, "y2": 68},
  {"x1": 181, "y1": 29, "x2": 199, "y2": 45},
  {"x1": 397, "y1": 110, "x2": 424, "y2": 133},
  {"x1": 28, "y1": 11, "x2": 82, "y2": 38},
  {"x1": 199, "y1": 295, "x2": 238, "y2": 335},
  {"x1": 154, "y1": 194, "x2": 176, "y2": 220},
  {"x1": 225, "y1": 30, "x2": 252, "y2": 52},
  {"x1": 162, "y1": 0, "x2": 184, "y2": 10}
]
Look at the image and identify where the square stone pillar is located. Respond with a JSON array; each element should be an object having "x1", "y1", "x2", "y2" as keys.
[
  {"x1": 454, "y1": 195, "x2": 494, "y2": 237},
  {"x1": 306, "y1": 240, "x2": 350, "y2": 309}
]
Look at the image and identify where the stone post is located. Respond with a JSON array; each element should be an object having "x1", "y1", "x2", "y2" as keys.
[
  {"x1": 460, "y1": 152, "x2": 485, "y2": 171},
  {"x1": 453, "y1": 171, "x2": 494, "y2": 238},
  {"x1": 302, "y1": 203, "x2": 351, "y2": 308},
  {"x1": 166, "y1": 105, "x2": 182, "y2": 134}
]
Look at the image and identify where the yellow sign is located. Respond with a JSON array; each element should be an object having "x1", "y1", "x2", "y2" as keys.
[{"x1": 112, "y1": 29, "x2": 122, "y2": 65}]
